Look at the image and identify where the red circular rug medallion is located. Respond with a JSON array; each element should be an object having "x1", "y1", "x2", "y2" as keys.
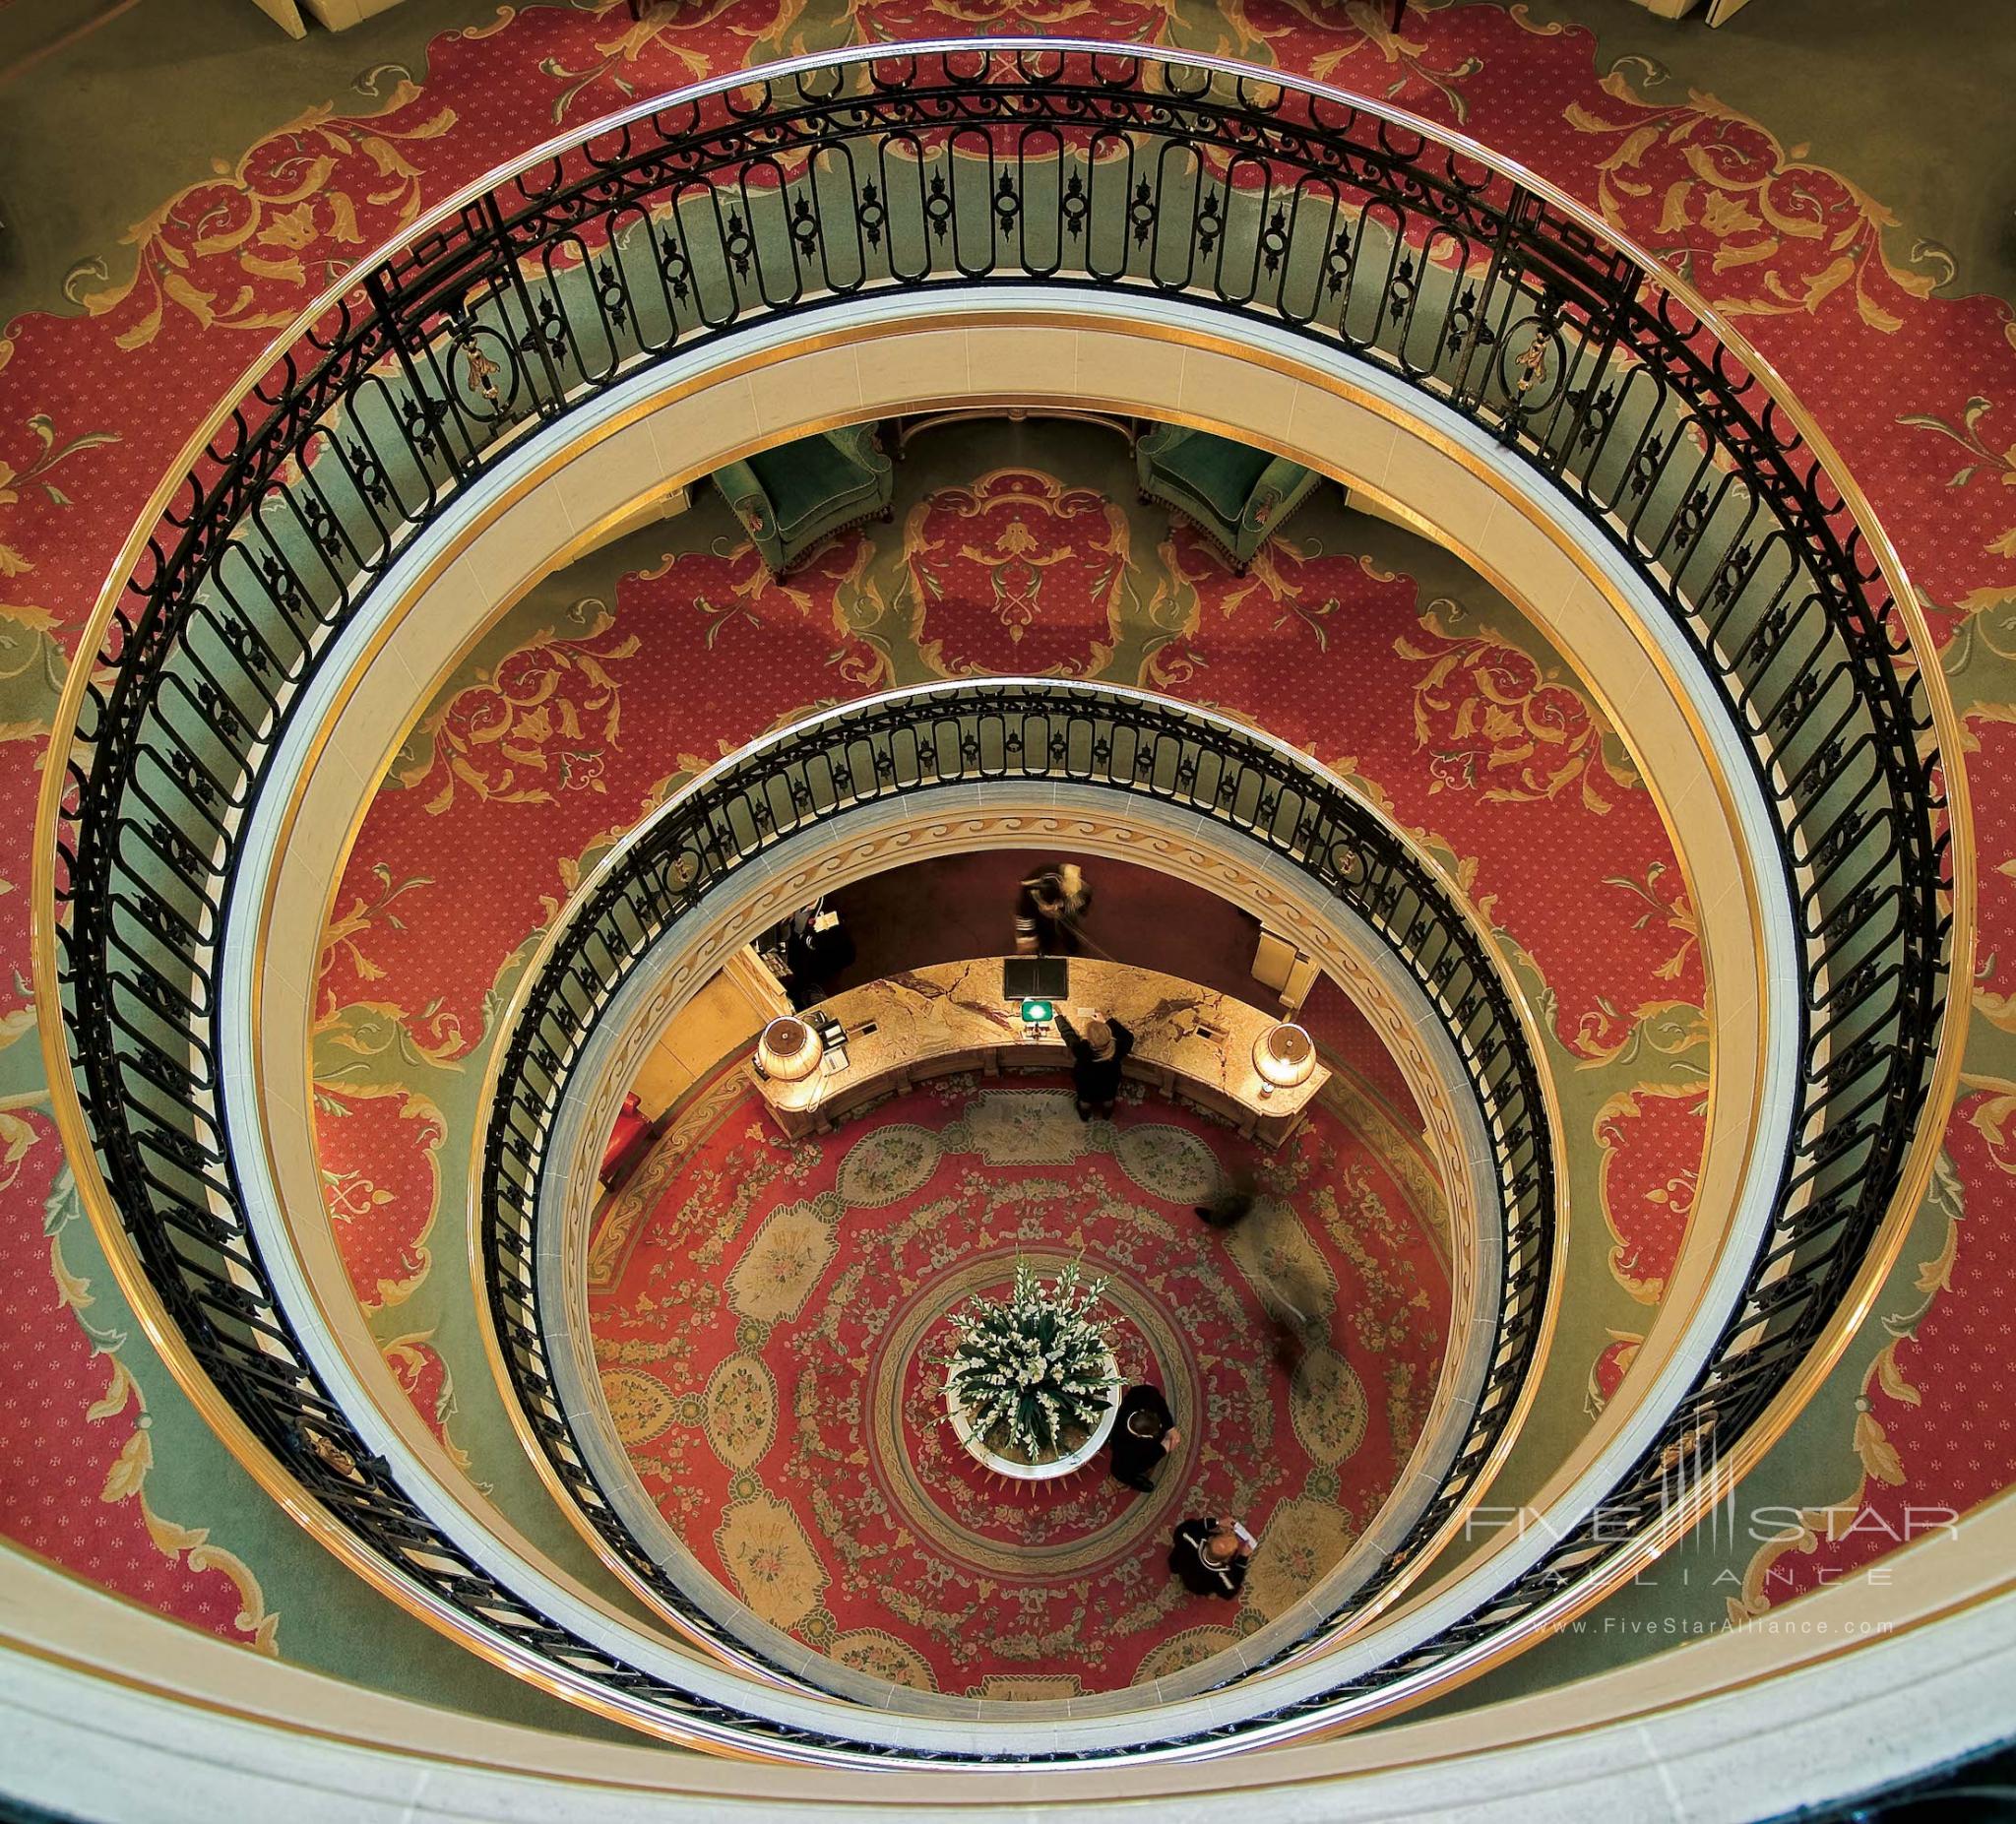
[{"x1": 588, "y1": 1071, "x2": 1450, "y2": 1698}]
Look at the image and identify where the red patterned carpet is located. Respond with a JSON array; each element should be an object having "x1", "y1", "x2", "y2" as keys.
[
  {"x1": 0, "y1": 1108, "x2": 274, "y2": 1644},
  {"x1": 0, "y1": 0, "x2": 2010, "y2": 1659},
  {"x1": 587, "y1": 1070, "x2": 1449, "y2": 1694}
]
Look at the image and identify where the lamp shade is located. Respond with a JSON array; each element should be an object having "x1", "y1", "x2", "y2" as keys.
[
  {"x1": 756, "y1": 1016, "x2": 823, "y2": 1083},
  {"x1": 1253, "y1": 1022, "x2": 1315, "y2": 1090}
]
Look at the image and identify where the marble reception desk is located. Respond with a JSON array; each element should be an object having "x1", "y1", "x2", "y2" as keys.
[{"x1": 749, "y1": 957, "x2": 1329, "y2": 1147}]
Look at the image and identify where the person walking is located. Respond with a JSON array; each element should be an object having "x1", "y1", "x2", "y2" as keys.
[
  {"x1": 1014, "y1": 861, "x2": 1093, "y2": 956},
  {"x1": 1168, "y1": 1515, "x2": 1256, "y2": 1598},
  {"x1": 1194, "y1": 1165, "x2": 1257, "y2": 1228},
  {"x1": 1054, "y1": 1009, "x2": 1133, "y2": 1120}
]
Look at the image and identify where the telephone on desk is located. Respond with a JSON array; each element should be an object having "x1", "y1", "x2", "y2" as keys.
[{"x1": 804, "y1": 1007, "x2": 848, "y2": 1071}]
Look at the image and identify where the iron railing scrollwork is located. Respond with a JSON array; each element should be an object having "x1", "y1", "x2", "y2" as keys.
[
  {"x1": 478, "y1": 680, "x2": 1551, "y2": 1691},
  {"x1": 47, "y1": 40, "x2": 1956, "y2": 1758}
]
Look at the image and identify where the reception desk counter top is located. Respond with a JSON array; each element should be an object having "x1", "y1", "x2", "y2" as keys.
[{"x1": 750, "y1": 957, "x2": 1328, "y2": 1147}]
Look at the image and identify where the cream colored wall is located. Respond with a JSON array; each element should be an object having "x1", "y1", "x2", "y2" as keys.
[{"x1": 629, "y1": 950, "x2": 786, "y2": 1121}]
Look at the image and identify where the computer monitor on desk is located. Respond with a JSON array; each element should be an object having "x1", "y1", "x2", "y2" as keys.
[{"x1": 1003, "y1": 957, "x2": 1069, "y2": 1002}]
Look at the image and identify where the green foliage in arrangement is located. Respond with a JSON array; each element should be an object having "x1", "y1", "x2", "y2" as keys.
[{"x1": 942, "y1": 1261, "x2": 1118, "y2": 1462}]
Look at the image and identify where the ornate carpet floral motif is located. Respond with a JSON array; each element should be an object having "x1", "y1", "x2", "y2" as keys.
[
  {"x1": 1225, "y1": 0, "x2": 1487, "y2": 123},
  {"x1": 725, "y1": 1203, "x2": 841, "y2": 1324},
  {"x1": 1561, "y1": 78, "x2": 1946, "y2": 334},
  {"x1": 716, "y1": 1490, "x2": 829, "y2": 1629},
  {"x1": 835, "y1": 1123, "x2": 943, "y2": 1206},
  {"x1": 842, "y1": 0, "x2": 1175, "y2": 50},
  {"x1": 589, "y1": 1075, "x2": 1448, "y2": 1691},
  {"x1": 314, "y1": 1083, "x2": 447, "y2": 1314},
  {"x1": 904, "y1": 468, "x2": 1132, "y2": 677},
  {"x1": 1587, "y1": 1332, "x2": 1643, "y2": 1418},
  {"x1": 1901, "y1": 399, "x2": 2016, "y2": 565},
  {"x1": 0, "y1": 1113, "x2": 277, "y2": 1648},
  {"x1": 382, "y1": 1335, "x2": 473, "y2": 1475},
  {"x1": 64, "y1": 94, "x2": 454, "y2": 350},
  {"x1": 1593, "y1": 1083, "x2": 1704, "y2": 1305},
  {"x1": 1398, "y1": 608, "x2": 1637, "y2": 814},
  {"x1": 0, "y1": 411, "x2": 118, "y2": 581},
  {"x1": 396, "y1": 614, "x2": 641, "y2": 815},
  {"x1": 537, "y1": 0, "x2": 815, "y2": 121}
]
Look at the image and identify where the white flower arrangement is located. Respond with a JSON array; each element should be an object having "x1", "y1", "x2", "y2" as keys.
[{"x1": 942, "y1": 1262, "x2": 1118, "y2": 1463}]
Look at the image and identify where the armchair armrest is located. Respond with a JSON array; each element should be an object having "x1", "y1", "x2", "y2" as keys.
[
  {"x1": 1239, "y1": 456, "x2": 1317, "y2": 535},
  {"x1": 712, "y1": 458, "x2": 786, "y2": 572},
  {"x1": 714, "y1": 460, "x2": 771, "y2": 529},
  {"x1": 1137, "y1": 422, "x2": 1320, "y2": 570},
  {"x1": 1137, "y1": 418, "x2": 1193, "y2": 463},
  {"x1": 829, "y1": 420, "x2": 894, "y2": 485}
]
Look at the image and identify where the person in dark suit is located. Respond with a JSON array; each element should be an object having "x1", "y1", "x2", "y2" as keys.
[
  {"x1": 1109, "y1": 1384, "x2": 1179, "y2": 1492},
  {"x1": 1169, "y1": 1516, "x2": 1255, "y2": 1598},
  {"x1": 1014, "y1": 861, "x2": 1093, "y2": 956},
  {"x1": 1054, "y1": 1010, "x2": 1133, "y2": 1120},
  {"x1": 782, "y1": 911, "x2": 855, "y2": 1010}
]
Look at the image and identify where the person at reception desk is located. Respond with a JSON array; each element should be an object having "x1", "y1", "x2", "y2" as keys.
[
  {"x1": 747, "y1": 959, "x2": 1327, "y2": 1149},
  {"x1": 782, "y1": 905, "x2": 855, "y2": 1009},
  {"x1": 1014, "y1": 861, "x2": 1093, "y2": 956},
  {"x1": 1109, "y1": 1385, "x2": 1179, "y2": 1493},
  {"x1": 1169, "y1": 1515, "x2": 1256, "y2": 1599},
  {"x1": 1054, "y1": 1010, "x2": 1133, "y2": 1121}
]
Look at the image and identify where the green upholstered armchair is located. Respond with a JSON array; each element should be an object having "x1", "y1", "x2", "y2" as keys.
[
  {"x1": 1135, "y1": 424, "x2": 1322, "y2": 573},
  {"x1": 713, "y1": 424, "x2": 894, "y2": 577}
]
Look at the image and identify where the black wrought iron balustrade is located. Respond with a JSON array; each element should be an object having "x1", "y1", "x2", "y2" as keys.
[
  {"x1": 46, "y1": 40, "x2": 1955, "y2": 1757},
  {"x1": 479, "y1": 681, "x2": 1552, "y2": 1688}
]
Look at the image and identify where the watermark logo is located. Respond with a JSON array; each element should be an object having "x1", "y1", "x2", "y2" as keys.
[{"x1": 1456, "y1": 1416, "x2": 1954, "y2": 1638}]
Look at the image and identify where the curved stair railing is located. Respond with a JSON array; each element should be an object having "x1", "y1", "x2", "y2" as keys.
[
  {"x1": 478, "y1": 677, "x2": 1549, "y2": 1699},
  {"x1": 38, "y1": 41, "x2": 1962, "y2": 1761}
]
